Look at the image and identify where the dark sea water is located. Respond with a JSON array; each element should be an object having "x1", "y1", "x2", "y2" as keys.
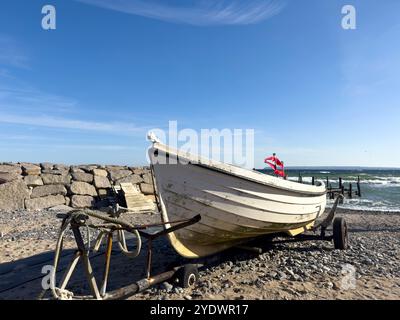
[{"x1": 257, "y1": 168, "x2": 400, "y2": 212}]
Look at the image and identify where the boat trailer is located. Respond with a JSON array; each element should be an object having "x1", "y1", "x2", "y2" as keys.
[
  {"x1": 43, "y1": 196, "x2": 347, "y2": 300},
  {"x1": 44, "y1": 207, "x2": 201, "y2": 300}
]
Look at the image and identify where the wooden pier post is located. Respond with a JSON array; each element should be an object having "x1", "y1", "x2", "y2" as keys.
[
  {"x1": 357, "y1": 176, "x2": 361, "y2": 197},
  {"x1": 298, "y1": 174, "x2": 302, "y2": 183},
  {"x1": 339, "y1": 177, "x2": 345, "y2": 195},
  {"x1": 312, "y1": 177, "x2": 315, "y2": 185},
  {"x1": 348, "y1": 183, "x2": 353, "y2": 198}
]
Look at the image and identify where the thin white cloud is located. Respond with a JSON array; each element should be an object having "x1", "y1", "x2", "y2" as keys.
[
  {"x1": 0, "y1": 86, "x2": 78, "y2": 113},
  {"x1": 0, "y1": 35, "x2": 28, "y2": 68},
  {"x1": 0, "y1": 113, "x2": 147, "y2": 135},
  {"x1": 78, "y1": 0, "x2": 285, "y2": 26}
]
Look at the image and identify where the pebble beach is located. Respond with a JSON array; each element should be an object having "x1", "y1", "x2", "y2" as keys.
[{"x1": 0, "y1": 207, "x2": 399, "y2": 300}]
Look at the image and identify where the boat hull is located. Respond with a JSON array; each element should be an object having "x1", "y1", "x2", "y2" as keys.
[{"x1": 149, "y1": 145, "x2": 327, "y2": 258}]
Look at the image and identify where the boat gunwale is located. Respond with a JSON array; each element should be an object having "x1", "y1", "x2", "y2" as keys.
[{"x1": 150, "y1": 143, "x2": 327, "y2": 196}]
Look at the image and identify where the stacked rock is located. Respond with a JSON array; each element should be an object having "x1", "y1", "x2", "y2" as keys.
[{"x1": 0, "y1": 162, "x2": 155, "y2": 211}]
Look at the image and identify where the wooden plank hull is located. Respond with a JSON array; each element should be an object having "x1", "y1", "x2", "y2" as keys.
[{"x1": 149, "y1": 144, "x2": 327, "y2": 258}]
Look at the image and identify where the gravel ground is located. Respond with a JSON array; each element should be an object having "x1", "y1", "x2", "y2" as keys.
[{"x1": 0, "y1": 208, "x2": 399, "y2": 300}]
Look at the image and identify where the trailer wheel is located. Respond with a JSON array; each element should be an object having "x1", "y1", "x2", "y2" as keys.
[
  {"x1": 333, "y1": 217, "x2": 348, "y2": 250},
  {"x1": 176, "y1": 264, "x2": 199, "y2": 288}
]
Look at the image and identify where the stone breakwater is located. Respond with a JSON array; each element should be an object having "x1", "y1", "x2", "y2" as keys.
[{"x1": 0, "y1": 163, "x2": 155, "y2": 211}]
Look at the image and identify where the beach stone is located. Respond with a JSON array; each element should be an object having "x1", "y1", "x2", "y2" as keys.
[
  {"x1": 42, "y1": 174, "x2": 71, "y2": 186},
  {"x1": 71, "y1": 172, "x2": 93, "y2": 183},
  {"x1": 160, "y1": 282, "x2": 173, "y2": 293},
  {"x1": 70, "y1": 182, "x2": 97, "y2": 196},
  {"x1": 140, "y1": 183, "x2": 154, "y2": 195},
  {"x1": 23, "y1": 176, "x2": 44, "y2": 187},
  {"x1": 108, "y1": 169, "x2": 132, "y2": 182},
  {"x1": 21, "y1": 164, "x2": 41, "y2": 176},
  {"x1": 0, "y1": 180, "x2": 30, "y2": 210},
  {"x1": 92, "y1": 169, "x2": 108, "y2": 177},
  {"x1": 71, "y1": 195, "x2": 95, "y2": 208},
  {"x1": 142, "y1": 173, "x2": 153, "y2": 184},
  {"x1": 49, "y1": 204, "x2": 74, "y2": 212},
  {"x1": 25, "y1": 195, "x2": 66, "y2": 211},
  {"x1": 115, "y1": 174, "x2": 143, "y2": 185},
  {"x1": 94, "y1": 176, "x2": 111, "y2": 189},
  {"x1": 65, "y1": 196, "x2": 71, "y2": 206},
  {"x1": 31, "y1": 184, "x2": 67, "y2": 198}
]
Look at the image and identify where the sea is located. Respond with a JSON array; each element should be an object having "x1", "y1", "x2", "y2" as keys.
[{"x1": 257, "y1": 168, "x2": 400, "y2": 212}]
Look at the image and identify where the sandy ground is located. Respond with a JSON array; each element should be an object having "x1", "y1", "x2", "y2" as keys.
[{"x1": 0, "y1": 207, "x2": 399, "y2": 300}]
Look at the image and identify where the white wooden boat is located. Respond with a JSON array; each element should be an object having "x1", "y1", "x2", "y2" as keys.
[{"x1": 148, "y1": 137, "x2": 327, "y2": 258}]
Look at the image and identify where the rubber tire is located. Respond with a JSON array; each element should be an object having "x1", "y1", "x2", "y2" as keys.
[
  {"x1": 333, "y1": 217, "x2": 348, "y2": 250},
  {"x1": 176, "y1": 264, "x2": 199, "y2": 288}
]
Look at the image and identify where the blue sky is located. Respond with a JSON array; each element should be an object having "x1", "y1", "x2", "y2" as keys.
[{"x1": 0, "y1": 0, "x2": 399, "y2": 167}]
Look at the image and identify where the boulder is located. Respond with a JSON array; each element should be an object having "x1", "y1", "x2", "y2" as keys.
[
  {"x1": 92, "y1": 169, "x2": 108, "y2": 177},
  {"x1": 70, "y1": 167, "x2": 84, "y2": 173},
  {"x1": 140, "y1": 183, "x2": 155, "y2": 195},
  {"x1": 142, "y1": 173, "x2": 153, "y2": 184},
  {"x1": 115, "y1": 174, "x2": 143, "y2": 185},
  {"x1": 108, "y1": 169, "x2": 132, "y2": 182},
  {"x1": 31, "y1": 184, "x2": 67, "y2": 198},
  {"x1": 106, "y1": 165, "x2": 127, "y2": 171},
  {"x1": 24, "y1": 175, "x2": 44, "y2": 187},
  {"x1": 54, "y1": 164, "x2": 70, "y2": 172},
  {"x1": 0, "y1": 164, "x2": 22, "y2": 175},
  {"x1": 40, "y1": 163, "x2": 54, "y2": 170},
  {"x1": 21, "y1": 164, "x2": 41, "y2": 176},
  {"x1": 71, "y1": 195, "x2": 95, "y2": 208},
  {"x1": 42, "y1": 174, "x2": 71, "y2": 186},
  {"x1": 70, "y1": 181, "x2": 97, "y2": 196},
  {"x1": 0, "y1": 172, "x2": 21, "y2": 183},
  {"x1": 94, "y1": 176, "x2": 111, "y2": 189},
  {"x1": 0, "y1": 164, "x2": 22, "y2": 182},
  {"x1": 132, "y1": 168, "x2": 149, "y2": 175},
  {"x1": 41, "y1": 169, "x2": 66, "y2": 175},
  {"x1": 78, "y1": 165, "x2": 99, "y2": 173},
  {"x1": 0, "y1": 180, "x2": 30, "y2": 210},
  {"x1": 72, "y1": 172, "x2": 93, "y2": 183},
  {"x1": 25, "y1": 195, "x2": 66, "y2": 211}
]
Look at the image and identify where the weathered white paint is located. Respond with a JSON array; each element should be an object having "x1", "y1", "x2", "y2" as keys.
[{"x1": 148, "y1": 141, "x2": 327, "y2": 258}]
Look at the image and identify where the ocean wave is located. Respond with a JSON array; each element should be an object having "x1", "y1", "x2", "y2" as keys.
[
  {"x1": 288, "y1": 176, "x2": 400, "y2": 186},
  {"x1": 327, "y1": 198, "x2": 400, "y2": 212}
]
